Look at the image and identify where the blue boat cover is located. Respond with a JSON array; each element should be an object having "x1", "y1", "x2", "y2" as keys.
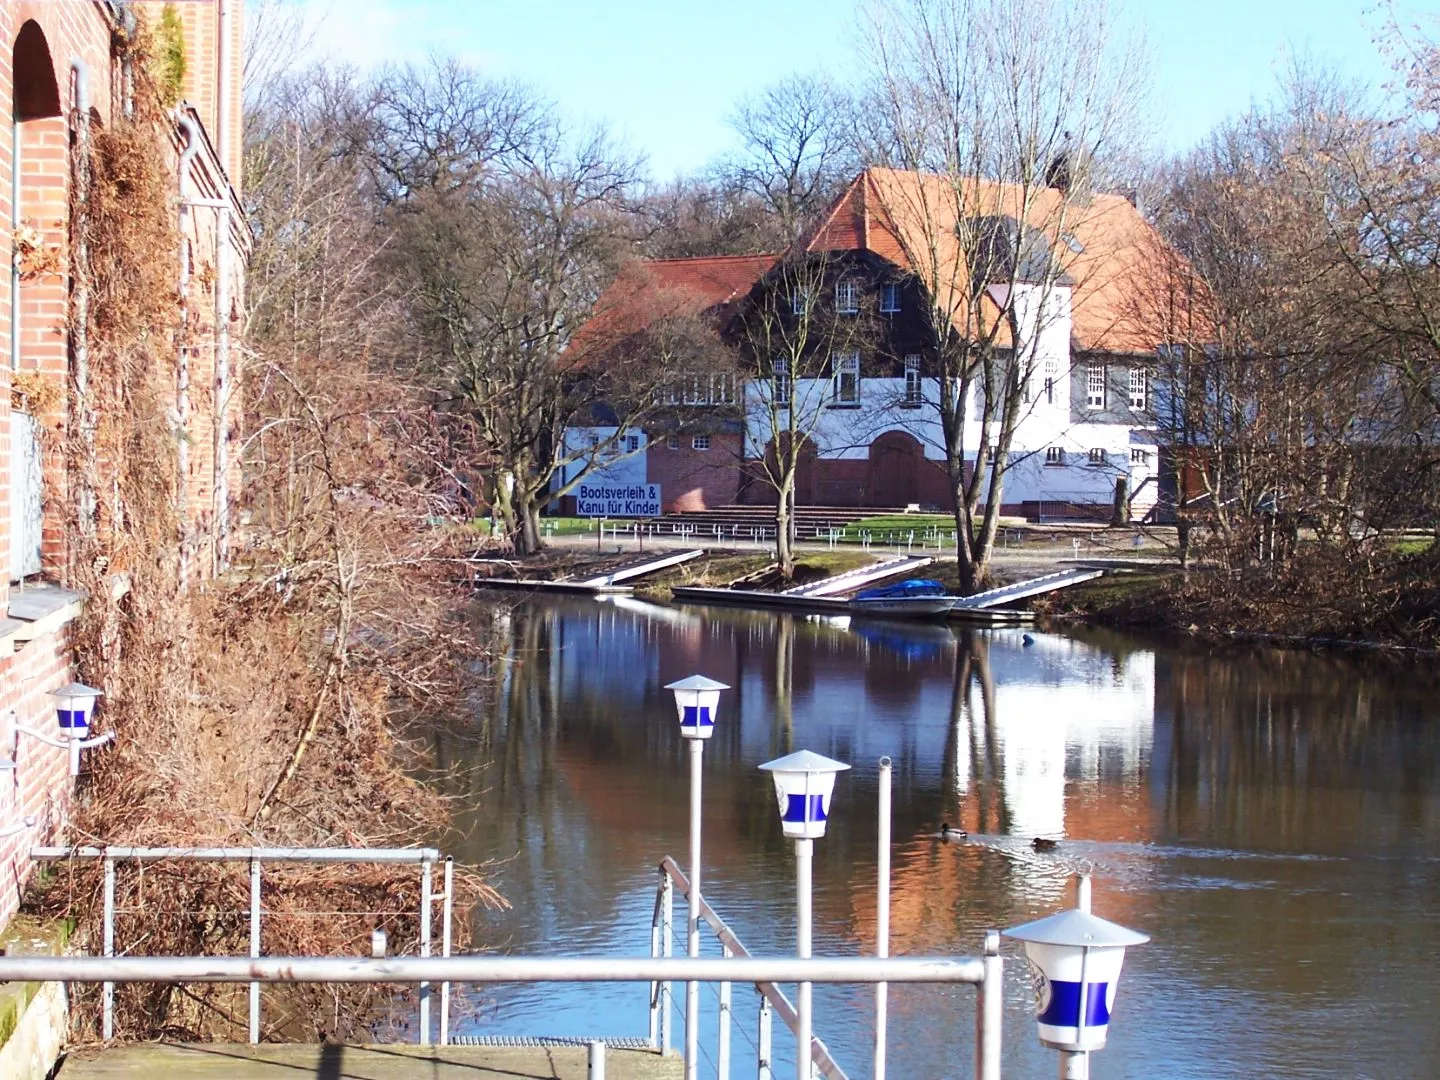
[{"x1": 854, "y1": 578, "x2": 949, "y2": 601}]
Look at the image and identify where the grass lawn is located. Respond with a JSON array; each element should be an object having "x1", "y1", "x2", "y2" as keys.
[
  {"x1": 848, "y1": 513, "x2": 956, "y2": 533},
  {"x1": 1394, "y1": 537, "x2": 1435, "y2": 556}
]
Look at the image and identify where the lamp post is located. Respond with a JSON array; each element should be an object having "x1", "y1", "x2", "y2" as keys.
[
  {"x1": 1003, "y1": 874, "x2": 1149, "y2": 1080},
  {"x1": 665, "y1": 674, "x2": 729, "y2": 1080},
  {"x1": 13, "y1": 683, "x2": 113, "y2": 777},
  {"x1": 759, "y1": 749, "x2": 850, "y2": 1080}
]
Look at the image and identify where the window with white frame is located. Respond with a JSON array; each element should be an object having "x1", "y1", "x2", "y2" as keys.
[
  {"x1": 773, "y1": 364, "x2": 791, "y2": 407},
  {"x1": 1131, "y1": 448, "x2": 1150, "y2": 464},
  {"x1": 1045, "y1": 352, "x2": 1060, "y2": 405},
  {"x1": 1088, "y1": 447, "x2": 1107, "y2": 466},
  {"x1": 792, "y1": 289, "x2": 808, "y2": 315},
  {"x1": 625, "y1": 434, "x2": 641, "y2": 453},
  {"x1": 692, "y1": 435, "x2": 711, "y2": 451},
  {"x1": 903, "y1": 355, "x2": 922, "y2": 405},
  {"x1": 1045, "y1": 446, "x2": 1066, "y2": 466},
  {"x1": 1128, "y1": 366, "x2": 1149, "y2": 410},
  {"x1": 835, "y1": 279, "x2": 859, "y2": 314},
  {"x1": 833, "y1": 351, "x2": 860, "y2": 404},
  {"x1": 881, "y1": 282, "x2": 901, "y2": 313},
  {"x1": 667, "y1": 435, "x2": 679, "y2": 450},
  {"x1": 1086, "y1": 363, "x2": 1106, "y2": 408}
]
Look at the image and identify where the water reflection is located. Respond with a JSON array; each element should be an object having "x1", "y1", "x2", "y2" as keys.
[{"x1": 435, "y1": 596, "x2": 1440, "y2": 1079}]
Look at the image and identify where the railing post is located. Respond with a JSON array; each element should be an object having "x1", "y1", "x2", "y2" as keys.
[
  {"x1": 249, "y1": 854, "x2": 261, "y2": 1043},
  {"x1": 718, "y1": 943, "x2": 732, "y2": 1080},
  {"x1": 875, "y1": 757, "x2": 892, "y2": 1080},
  {"x1": 649, "y1": 869, "x2": 663, "y2": 1049},
  {"x1": 588, "y1": 1039, "x2": 606, "y2": 1079},
  {"x1": 661, "y1": 872, "x2": 674, "y2": 1056},
  {"x1": 102, "y1": 851, "x2": 114, "y2": 1040},
  {"x1": 441, "y1": 855, "x2": 453, "y2": 1046},
  {"x1": 757, "y1": 994, "x2": 773, "y2": 1080},
  {"x1": 976, "y1": 930, "x2": 1002, "y2": 1080},
  {"x1": 419, "y1": 855, "x2": 432, "y2": 1045}
]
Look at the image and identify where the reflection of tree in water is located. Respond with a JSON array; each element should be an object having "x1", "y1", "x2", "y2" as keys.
[
  {"x1": 1158, "y1": 645, "x2": 1440, "y2": 851},
  {"x1": 938, "y1": 632, "x2": 1010, "y2": 837}
]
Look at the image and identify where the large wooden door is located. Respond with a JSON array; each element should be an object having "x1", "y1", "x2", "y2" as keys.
[{"x1": 868, "y1": 432, "x2": 920, "y2": 507}]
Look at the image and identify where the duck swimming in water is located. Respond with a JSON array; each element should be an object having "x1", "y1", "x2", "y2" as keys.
[
  {"x1": 936, "y1": 822, "x2": 968, "y2": 841},
  {"x1": 1031, "y1": 837, "x2": 1058, "y2": 852}
]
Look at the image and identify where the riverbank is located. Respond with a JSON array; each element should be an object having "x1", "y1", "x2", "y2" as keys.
[
  {"x1": 1039, "y1": 555, "x2": 1440, "y2": 653},
  {"x1": 482, "y1": 530, "x2": 1440, "y2": 652}
]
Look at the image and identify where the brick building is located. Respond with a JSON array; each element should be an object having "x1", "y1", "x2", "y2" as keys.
[
  {"x1": 562, "y1": 168, "x2": 1183, "y2": 519},
  {"x1": 0, "y1": 0, "x2": 244, "y2": 924}
]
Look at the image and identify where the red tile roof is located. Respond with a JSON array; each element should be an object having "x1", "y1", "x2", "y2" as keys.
[{"x1": 573, "y1": 254, "x2": 779, "y2": 357}]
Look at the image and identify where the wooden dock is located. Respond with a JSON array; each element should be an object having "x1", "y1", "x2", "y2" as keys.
[
  {"x1": 477, "y1": 549, "x2": 706, "y2": 596},
  {"x1": 60, "y1": 1043, "x2": 682, "y2": 1079}
]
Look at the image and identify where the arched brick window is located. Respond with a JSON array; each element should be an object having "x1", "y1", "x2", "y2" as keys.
[{"x1": 9, "y1": 19, "x2": 65, "y2": 579}]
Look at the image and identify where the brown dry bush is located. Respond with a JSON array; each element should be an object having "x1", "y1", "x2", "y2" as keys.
[{"x1": 26, "y1": 27, "x2": 500, "y2": 1043}]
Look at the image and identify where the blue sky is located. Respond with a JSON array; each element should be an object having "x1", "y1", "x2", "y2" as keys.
[{"x1": 301, "y1": 0, "x2": 1409, "y2": 178}]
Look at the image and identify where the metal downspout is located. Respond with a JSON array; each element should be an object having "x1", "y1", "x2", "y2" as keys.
[
  {"x1": 213, "y1": 205, "x2": 231, "y2": 574},
  {"x1": 214, "y1": 0, "x2": 235, "y2": 572},
  {"x1": 71, "y1": 59, "x2": 95, "y2": 547},
  {"x1": 176, "y1": 114, "x2": 201, "y2": 582}
]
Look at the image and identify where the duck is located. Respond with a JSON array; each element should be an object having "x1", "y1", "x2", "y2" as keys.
[
  {"x1": 936, "y1": 822, "x2": 968, "y2": 841},
  {"x1": 1031, "y1": 837, "x2": 1058, "y2": 852}
]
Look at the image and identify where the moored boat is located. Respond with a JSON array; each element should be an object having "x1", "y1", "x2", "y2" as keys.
[{"x1": 848, "y1": 578, "x2": 956, "y2": 619}]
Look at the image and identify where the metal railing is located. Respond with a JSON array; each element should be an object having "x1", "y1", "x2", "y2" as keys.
[
  {"x1": 650, "y1": 856, "x2": 1002, "y2": 1080},
  {"x1": 25, "y1": 848, "x2": 1002, "y2": 1077},
  {"x1": 0, "y1": 954, "x2": 997, "y2": 1079},
  {"x1": 30, "y1": 846, "x2": 453, "y2": 1044}
]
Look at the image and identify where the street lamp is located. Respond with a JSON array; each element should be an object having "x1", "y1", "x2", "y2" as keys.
[
  {"x1": 13, "y1": 684, "x2": 115, "y2": 776},
  {"x1": 759, "y1": 749, "x2": 850, "y2": 1080},
  {"x1": 1003, "y1": 874, "x2": 1149, "y2": 1080},
  {"x1": 665, "y1": 674, "x2": 730, "y2": 1080}
]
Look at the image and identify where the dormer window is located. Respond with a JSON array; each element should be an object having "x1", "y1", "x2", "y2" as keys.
[
  {"x1": 880, "y1": 282, "x2": 901, "y2": 313},
  {"x1": 835, "y1": 279, "x2": 859, "y2": 314}
]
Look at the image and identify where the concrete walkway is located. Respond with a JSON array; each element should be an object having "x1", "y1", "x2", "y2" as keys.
[{"x1": 60, "y1": 1043, "x2": 682, "y2": 1079}]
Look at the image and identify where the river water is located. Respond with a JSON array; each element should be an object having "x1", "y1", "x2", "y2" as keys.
[{"x1": 433, "y1": 595, "x2": 1440, "y2": 1079}]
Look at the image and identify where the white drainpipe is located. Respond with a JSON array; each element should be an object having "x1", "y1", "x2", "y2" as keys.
[
  {"x1": 176, "y1": 114, "x2": 201, "y2": 582},
  {"x1": 71, "y1": 58, "x2": 96, "y2": 546},
  {"x1": 214, "y1": 0, "x2": 235, "y2": 572},
  {"x1": 217, "y1": 0, "x2": 233, "y2": 178}
]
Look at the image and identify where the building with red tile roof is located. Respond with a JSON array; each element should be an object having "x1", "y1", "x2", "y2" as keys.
[{"x1": 561, "y1": 168, "x2": 1199, "y2": 517}]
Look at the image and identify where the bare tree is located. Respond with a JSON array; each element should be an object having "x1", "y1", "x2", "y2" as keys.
[
  {"x1": 724, "y1": 74, "x2": 859, "y2": 243},
  {"x1": 858, "y1": 0, "x2": 1148, "y2": 592},
  {"x1": 733, "y1": 252, "x2": 875, "y2": 577},
  {"x1": 360, "y1": 65, "x2": 689, "y2": 554}
]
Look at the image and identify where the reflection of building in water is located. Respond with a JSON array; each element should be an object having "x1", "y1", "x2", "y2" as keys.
[{"x1": 958, "y1": 631, "x2": 1154, "y2": 841}]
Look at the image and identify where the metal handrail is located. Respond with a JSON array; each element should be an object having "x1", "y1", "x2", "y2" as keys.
[
  {"x1": 0, "y1": 955, "x2": 986, "y2": 983},
  {"x1": 32, "y1": 846, "x2": 451, "y2": 1046},
  {"x1": 659, "y1": 856, "x2": 849, "y2": 1080}
]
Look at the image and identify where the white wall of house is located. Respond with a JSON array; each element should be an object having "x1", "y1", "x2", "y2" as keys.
[{"x1": 553, "y1": 427, "x2": 648, "y2": 495}]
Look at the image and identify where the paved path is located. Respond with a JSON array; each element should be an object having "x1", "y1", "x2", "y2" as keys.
[{"x1": 60, "y1": 1043, "x2": 682, "y2": 1079}]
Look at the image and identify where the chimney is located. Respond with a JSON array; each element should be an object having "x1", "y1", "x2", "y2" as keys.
[{"x1": 1045, "y1": 151, "x2": 1072, "y2": 195}]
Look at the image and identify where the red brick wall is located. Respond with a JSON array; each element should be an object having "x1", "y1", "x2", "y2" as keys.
[
  {"x1": 0, "y1": 2, "x2": 246, "y2": 927},
  {"x1": 0, "y1": 622, "x2": 81, "y2": 921},
  {"x1": 647, "y1": 435, "x2": 743, "y2": 512}
]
